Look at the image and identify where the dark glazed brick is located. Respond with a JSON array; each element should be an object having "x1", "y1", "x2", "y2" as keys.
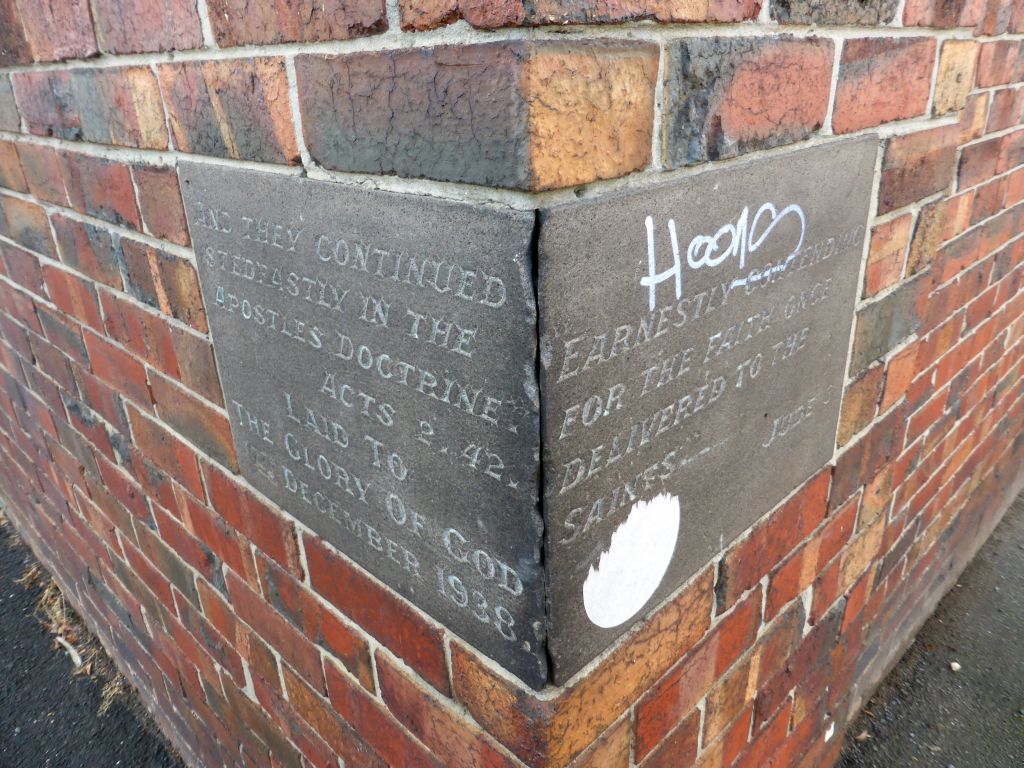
[
  {"x1": 849, "y1": 274, "x2": 927, "y2": 375},
  {"x1": 207, "y1": 0, "x2": 387, "y2": 46},
  {"x1": 773, "y1": 0, "x2": 898, "y2": 24},
  {"x1": 663, "y1": 37, "x2": 833, "y2": 168},
  {"x1": 158, "y1": 59, "x2": 299, "y2": 165},
  {"x1": 0, "y1": 76, "x2": 18, "y2": 131},
  {"x1": 92, "y1": 0, "x2": 203, "y2": 54},
  {"x1": 297, "y1": 44, "x2": 529, "y2": 188}
]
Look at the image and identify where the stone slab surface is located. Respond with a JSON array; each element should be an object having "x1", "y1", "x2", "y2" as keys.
[
  {"x1": 179, "y1": 163, "x2": 547, "y2": 687},
  {"x1": 538, "y1": 138, "x2": 878, "y2": 682}
]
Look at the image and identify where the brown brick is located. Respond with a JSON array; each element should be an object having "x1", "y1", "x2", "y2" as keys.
[
  {"x1": 934, "y1": 40, "x2": 979, "y2": 116},
  {"x1": 131, "y1": 166, "x2": 190, "y2": 247},
  {"x1": 839, "y1": 363, "x2": 885, "y2": 445},
  {"x1": 570, "y1": 716, "x2": 631, "y2": 768},
  {"x1": 2, "y1": 244, "x2": 44, "y2": 295},
  {"x1": 51, "y1": 215, "x2": 124, "y2": 288},
  {"x1": 0, "y1": 141, "x2": 27, "y2": 193},
  {"x1": 958, "y1": 136, "x2": 1001, "y2": 189},
  {"x1": 640, "y1": 709, "x2": 701, "y2": 768},
  {"x1": 959, "y1": 92, "x2": 990, "y2": 144},
  {"x1": 864, "y1": 215, "x2": 912, "y2": 298},
  {"x1": 159, "y1": 59, "x2": 299, "y2": 165},
  {"x1": 0, "y1": 79, "x2": 18, "y2": 132},
  {"x1": 120, "y1": 239, "x2": 207, "y2": 332},
  {"x1": 12, "y1": 68, "x2": 167, "y2": 149},
  {"x1": 881, "y1": 345, "x2": 918, "y2": 411},
  {"x1": 0, "y1": 195, "x2": 54, "y2": 257},
  {"x1": 878, "y1": 124, "x2": 958, "y2": 214},
  {"x1": 664, "y1": 36, "x2": 833, "y2": 167},
  {"x1": 298, "y1": 40, "x2": 657, "y2": 190},
  {"x1": 772, "y1": 0, "x2": 898, "y2": 24},
  {"x1": 92, "y1": 0, "x2": 203, "y2": 54},
  {"x1": 15, "y1": 144, "x2": 67, "y2": 206},
  {"x1": 61, "y1": 153, "x2": 142, "y2": 230},
  {"x1": 208, "y1": 0, "x2": 386, "y2": 46},
  {"x1": 906, "y1": 199, "x2": 945, "y2": 275},
  {"x1": 832, "y1": 38, "x2": 936, "y2": 134},
  {"x1": 17, "y1": 0, "x2": 97, "y2": 62}
]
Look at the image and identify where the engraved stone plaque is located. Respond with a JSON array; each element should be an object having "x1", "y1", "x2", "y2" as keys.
[
  {"x1": 178, "y1": 164, "x2": 546, "y2": 686},
  {"x1": 538, "y1": 138, "x2": 877, "y2": 681}
]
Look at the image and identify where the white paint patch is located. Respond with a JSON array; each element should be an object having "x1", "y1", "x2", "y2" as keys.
[
  {"x1": 583, "y1": 493, "x2": 680, "y2": 628},
  {"x1": 825, "y1": 721, "x2": 836, "y2": 742}
]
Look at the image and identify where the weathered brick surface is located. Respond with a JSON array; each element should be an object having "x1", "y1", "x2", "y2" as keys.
[
  {"x1": 1, "y1": 4, "x2": 1024, "y2": 768},
  {"x1": 92, "y1": 0, "x2": 203, "y2": 54},
  {"x1": 772, "y1": 0, "x2": 898, "y2": 25},
  {"x1": 833, "y1": 38, "x2": 937, "y2": 134},
  {"x1": 663, "y1": 37, "x2": 833, "y2": 167},
  {"x1": 17, "y1": 0, "x2": 97, "y2": 62},
  {"x1": 12, "y1": 68, "x2": 168, "y2": 149},
  {"x1": 299, "y1": 40, "x2": 657, "y2": 190},
  {"x1": 159, "y1": 59, "x2": 299, "y2": 164},
  {"x1": 208, "y1": 0, "x2": 387, "y2": 46},
  {"x1": 399, "y1": 0, "x2": 761, "y2": 30},
  {"x1": 934, "y1": 40, "x2": 979, "y2": 115}
]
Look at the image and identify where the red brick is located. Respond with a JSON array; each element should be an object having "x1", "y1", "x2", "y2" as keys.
[
  {"x1": 704, "y1": 656, "x2": 755, "y2": 746},
  {"x1": 51, "y1": 215, "x2": 123, "y2": 289},
  {"x1": 42, "y1": 264, "x2": 103, "y2": 332},
  {"x1": 15, "y1": 0, "x2": 97, "y2": 62},
  {"x1": 959, "y1": 92, "x2": 991, "y2": 144},
  {"x1": 639, "y1": 708, "x2": 700, "y2": 768},
  {"x1": 226, "y1": 568, "x2": 327, "y2": 693},
  {"x1": 208, "y1": 0, "x2": 387, "y2": 46},
  {"x1": 126, "y1": 403, "x2": 203, "y2": 497},
  {"x1": 324, "y1": 661, "x2": 445, "y2": 768},
  {"x1": 99, "y1": 291, "x2": 180, "y2": 375},
  {"x1": 865, "y1": 215, "x2": 912, "y2": 298},
  {"x1": 717, "y1": 469, "x2": 831, "y2": 611},
  {"x1": 976, "y1": 40, "x2": 1024, "y2": 87},
  {"x1": 305, "y1": 535, "x2": 449, "y2": 693},
  {"x1": 131, "y1": 166, "x2": 190, "y2": 247},
  {"x1": 987, "y1": 86, "x2": 1024, "y2": 133},
  {"x1": 149, "y1": 372, "x2": 236, "y2": 471},
  {"x1": 92, "y1": 0, "x2": 203, "y2": 54},
  {"x1": 570, "y1": 716, "x2": 631, "y2": 768},
  {"x1": 0, "y1": 142, "x2": 27, "y2": 193},
  {"x1": 0, "y1": 195, "x2": 54, "y2": 256},
  {"x1": 1, "y1": 244, "x2": 43, "y2": 295},
  {"x1": 376, "y1": 651, "x2": 518, "y2": 768},
  {"x1": 879, "y1": 124, "x2": 959, "y2": 214},
  {"x1": 158, "y1": 59, "x2": 299, "y2": 165},
  {"x1": 833, "y1": 38, "x2": 936, "y2": 134},
  {"x1": 715, "y1": 584, "x2": 762, "y2": 676},
  {"x1": 959, "y1": 136, "x2": 1002, "y2": 190},
  {"x1": 15, "y1": 144, "x2": 67, "y2": 205},
  {"x1": 61, "y1": 153, "x2": 141, "y2": 230},
  {"x1": 0, "y1": 0, "x2": 31, "y2": 66},
  {"x1": 882, "y1": 344, "x2": 919, "y2": 410},
  {"x1": 201, "y1": 461, "x2": 302, "y2": 576},
  {"x1": 0, "y1": 77, "x2": 16, "y2": 132},
  {"x1": 665, "y1": 37, "x2": 833, "y2": 167},
  {"x1": 120, "y1": 238, "x2": 207, "y2": 332},
  {"x1": 634, "y1": 638, "x2": 716, "y2": 761},
  {"x1": 174, "y1": 488, "x2": 258, "y2": 587},
  {"x1": 254, "y1": 551, "x2": 374, "y2": 691}
]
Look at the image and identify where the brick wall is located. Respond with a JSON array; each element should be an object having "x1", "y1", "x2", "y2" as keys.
[{"x1": 1, "y1": 2, "x2": 1024, "y2": 768}]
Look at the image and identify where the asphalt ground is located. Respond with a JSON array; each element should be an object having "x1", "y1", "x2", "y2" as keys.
[
  {"x1": 838, "y1": 492, "x2": 1024, "y2": 768},
  {"x1": 0, "y1": 516, "x2": 183, "y2": 768}
]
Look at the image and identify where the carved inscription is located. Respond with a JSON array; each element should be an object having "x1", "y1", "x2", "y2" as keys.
[
  {"x1": 179, "y1": 164, "x2": 546, "y2": 687},
  {"x1": 538, "y1": 138, "x2": 878, "y2": 682}
]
